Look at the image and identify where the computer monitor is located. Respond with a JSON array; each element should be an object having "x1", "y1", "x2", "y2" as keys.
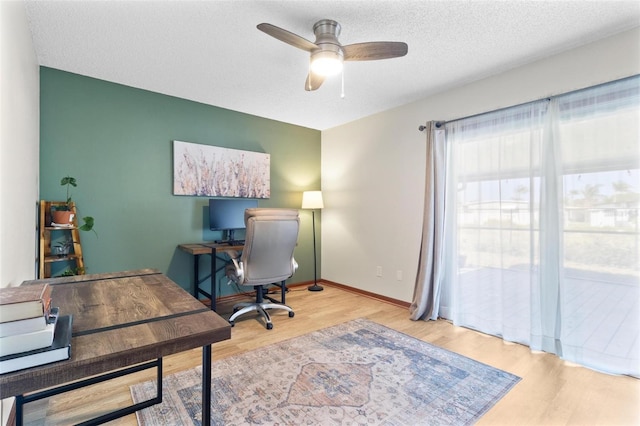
[{"x1": 208, "y1": 198, "x2": 258, "y2": 242}]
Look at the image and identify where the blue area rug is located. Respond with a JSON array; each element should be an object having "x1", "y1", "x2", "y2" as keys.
[{"x1": 131, "y1": 318, "x2": 520, "y2": 425}]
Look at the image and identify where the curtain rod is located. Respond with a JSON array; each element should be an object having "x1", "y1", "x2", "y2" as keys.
[
  {"x1": 418, "y1": 98, "x2": 549, "y2": 132},
  {"x1": 418, "y1": 123, "x2": 444, "y2": 131},
  {"x1": 417, "y1": 74, "x2": 638, "y2": 132}
]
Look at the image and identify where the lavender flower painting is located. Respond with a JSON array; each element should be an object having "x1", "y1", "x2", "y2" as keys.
[{"x1": 173, "y1": 141, "x2": 270, "y2": 198}]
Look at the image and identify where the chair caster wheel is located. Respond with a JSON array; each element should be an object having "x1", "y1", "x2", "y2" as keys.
[
  {"x1": 229, "y1": 321, "x2": 235, "y2": 327},
  {"x1": 288, "y1": 312, "x2": 295, "y2": 318},
  {"x1": 266, "y1": 323, "x2": 273, "y2": 330}
]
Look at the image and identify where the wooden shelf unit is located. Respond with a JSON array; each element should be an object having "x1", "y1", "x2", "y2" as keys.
[{"x1": 38, "y1": 200, "x2": 85, "y2": 278}]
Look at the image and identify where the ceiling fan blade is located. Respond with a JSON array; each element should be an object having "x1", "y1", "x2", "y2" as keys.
[
  {"x1": 343, "y1": 42, "x2": 408, "y2": 61},
  {"x1": 257, "y1": 23, "x2": 318, "y2": 52},
  {"x1": 305, "y1": 72, "x2": 325, "y2": 91}
]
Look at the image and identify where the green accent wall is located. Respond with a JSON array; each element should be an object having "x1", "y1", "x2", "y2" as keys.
[{"x1": 39, "y1": 67, "x2": 321, "y2": 296}]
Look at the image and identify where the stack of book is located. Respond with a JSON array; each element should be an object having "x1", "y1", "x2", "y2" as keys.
[{"x1": 0, "y1": 283, "x2": 73, "y2": 374}]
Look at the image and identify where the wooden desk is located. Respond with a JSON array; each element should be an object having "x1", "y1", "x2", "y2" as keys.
[
  {"x1": 0, "y1": 269, "x2": 231, "y2": 425},
  {"x1": 179, "y1": 243, "x2": 243, "y2": 311}
]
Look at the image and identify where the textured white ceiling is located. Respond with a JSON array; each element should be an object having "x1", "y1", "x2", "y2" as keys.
[{"x1": 24, "y1": 0, "x2": 640, "y2": 130}]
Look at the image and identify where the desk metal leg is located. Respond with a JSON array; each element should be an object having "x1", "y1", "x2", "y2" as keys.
[
  {"x1": 14, "y1": 359, "x2": 162, "y2": 426},
  {"x1": 202, "y1": 344, "x2": 212, "y2": 425},
  {"x1": 193, "y1": 251, "x2": 216, "y2": 312},
  {"x1": 210, "y1": 249, "x2": 217, "y2": 311},
  {"x1": 16, "y1": 395, "x2": 24, "y2": 425},
  {"x1": 193, "y1": 254, "x2": 200, "y2": 299}
]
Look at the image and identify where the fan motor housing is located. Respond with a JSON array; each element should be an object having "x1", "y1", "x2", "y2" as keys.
[
  {"x1": 311, "y1": 19, "x2": 344, "y2": 67},
  {"x1": 313, "y1": 19, "x2": 341, "y2": 38},
  {"x1": 313, "y1": 19, "x2": 343, "y2": 49}
]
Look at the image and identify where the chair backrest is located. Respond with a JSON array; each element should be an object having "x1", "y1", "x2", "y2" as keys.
[{"x1": 239, "y1": 208, "x2": 300, "y2": 286}]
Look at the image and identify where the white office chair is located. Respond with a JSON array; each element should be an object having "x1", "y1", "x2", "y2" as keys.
[{"x1": 226, "y1": 208, "x2": 299, "y2": 330}]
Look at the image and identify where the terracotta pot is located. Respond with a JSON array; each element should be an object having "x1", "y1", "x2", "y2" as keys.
[{"x1": 52, "y1": 210, "x2": 74, "y2": 225}]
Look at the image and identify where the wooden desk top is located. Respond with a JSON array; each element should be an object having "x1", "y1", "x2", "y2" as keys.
[
  {"x1": 0, "y1": 269, "x2": 231, "y2": 398},
  {"x1": 178, "y1": 242, "x2": 244, "y2": 255}
]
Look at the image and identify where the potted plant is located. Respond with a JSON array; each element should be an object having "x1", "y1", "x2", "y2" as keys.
[
  {"x1": 52, "y1": 237, "x2": 74, "y2": 257},
  {"x1": 51, "y1": 175, "x2": 97, "y2": 236}
]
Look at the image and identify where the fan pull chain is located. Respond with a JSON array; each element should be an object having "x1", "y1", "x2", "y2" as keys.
[{"x1": 341, "y1": 68, "x2": 345, "y2": 98}]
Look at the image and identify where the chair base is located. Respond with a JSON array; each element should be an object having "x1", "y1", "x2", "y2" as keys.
[{"x1": 228, "y1": 302, "x2": 294, "y2": 330}]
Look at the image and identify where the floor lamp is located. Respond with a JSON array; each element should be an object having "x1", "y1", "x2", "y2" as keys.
[{"x1": 302, "y1": 191, "x2": 324, "y2": 292}]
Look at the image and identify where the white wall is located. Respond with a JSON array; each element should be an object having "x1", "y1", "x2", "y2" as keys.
[
  {"x1": 0, "y1": 0, "x2": 39, "y2": 290},
  {"x1": 321, "y1": 27, "x2": 640, "y2": 303},
  {"x1": 0, "y1": 2, "x2": 39, "y2": 422}
]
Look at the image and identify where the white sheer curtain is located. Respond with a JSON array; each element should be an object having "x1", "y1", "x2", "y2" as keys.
[
  {"x1": 438, "y1": 77, "x2": 639, "y2": 376},
  {"x1": 441, "y1": 101, "x2": 548, "y2": 345}
]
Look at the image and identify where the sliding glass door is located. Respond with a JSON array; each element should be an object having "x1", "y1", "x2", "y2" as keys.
[{"x1": 441, "y1": 77, "x2": 639, "y2": 376}]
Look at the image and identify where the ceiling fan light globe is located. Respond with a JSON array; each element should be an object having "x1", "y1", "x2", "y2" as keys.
[
  {"x1": 310, "y1": 50, "x2": 343, "y2": 76},
  {"x1": 311, "y1": 58, "x2": 343, "y2": 76}
]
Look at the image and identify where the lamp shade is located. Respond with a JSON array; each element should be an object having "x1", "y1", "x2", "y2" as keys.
[{"x1": 302, "y1": 191, "x2": 324, "y2": 209}]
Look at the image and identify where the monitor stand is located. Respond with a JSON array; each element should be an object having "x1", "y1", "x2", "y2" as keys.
[{"x1": 215, "y1": 229, "x2": 239, "y2": 245}]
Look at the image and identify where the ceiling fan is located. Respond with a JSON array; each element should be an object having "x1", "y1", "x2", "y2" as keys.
[{"x1": 257, "y1": 19, "x2": 408, "y2": 91}]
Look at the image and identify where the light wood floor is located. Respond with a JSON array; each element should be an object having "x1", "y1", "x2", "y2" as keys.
[{"x1": 24, "y1": 283, "x2": 640, "y2": 425}]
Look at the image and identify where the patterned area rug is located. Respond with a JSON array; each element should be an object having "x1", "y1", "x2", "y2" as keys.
[{"x1": 131, "y1": 318, "x2": 520, "y2": 425}]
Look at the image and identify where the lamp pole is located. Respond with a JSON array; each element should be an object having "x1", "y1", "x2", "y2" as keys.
[
  {"x1": 308, "y1": 209, "x2": 323, "y2": 291},
  {"x1": 302, "y1": 191, "x2": 324, "y2": 292}
]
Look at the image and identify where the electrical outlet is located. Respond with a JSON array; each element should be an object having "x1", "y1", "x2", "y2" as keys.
[
  {"x1": 376, "y1": 266, "x2": 383, "y2": 277},
  {"x1": 396, "y1": 270, "x2": 403, "y2": 281}
]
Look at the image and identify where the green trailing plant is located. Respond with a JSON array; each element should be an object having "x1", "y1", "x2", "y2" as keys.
[
  {"x1": 79, "y1": 216, "x2": 96, "y2": 236},
  {"x1": 58, "y1": 266, "x2": 85, "y2": 277},
  {"x1": 57, "y1": 175, "x2": 97, "y2": 236}
]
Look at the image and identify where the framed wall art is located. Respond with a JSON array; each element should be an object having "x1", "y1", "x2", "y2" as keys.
[{"x1": 173, "y1": 140, "x2": 270, "y2": 198}]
